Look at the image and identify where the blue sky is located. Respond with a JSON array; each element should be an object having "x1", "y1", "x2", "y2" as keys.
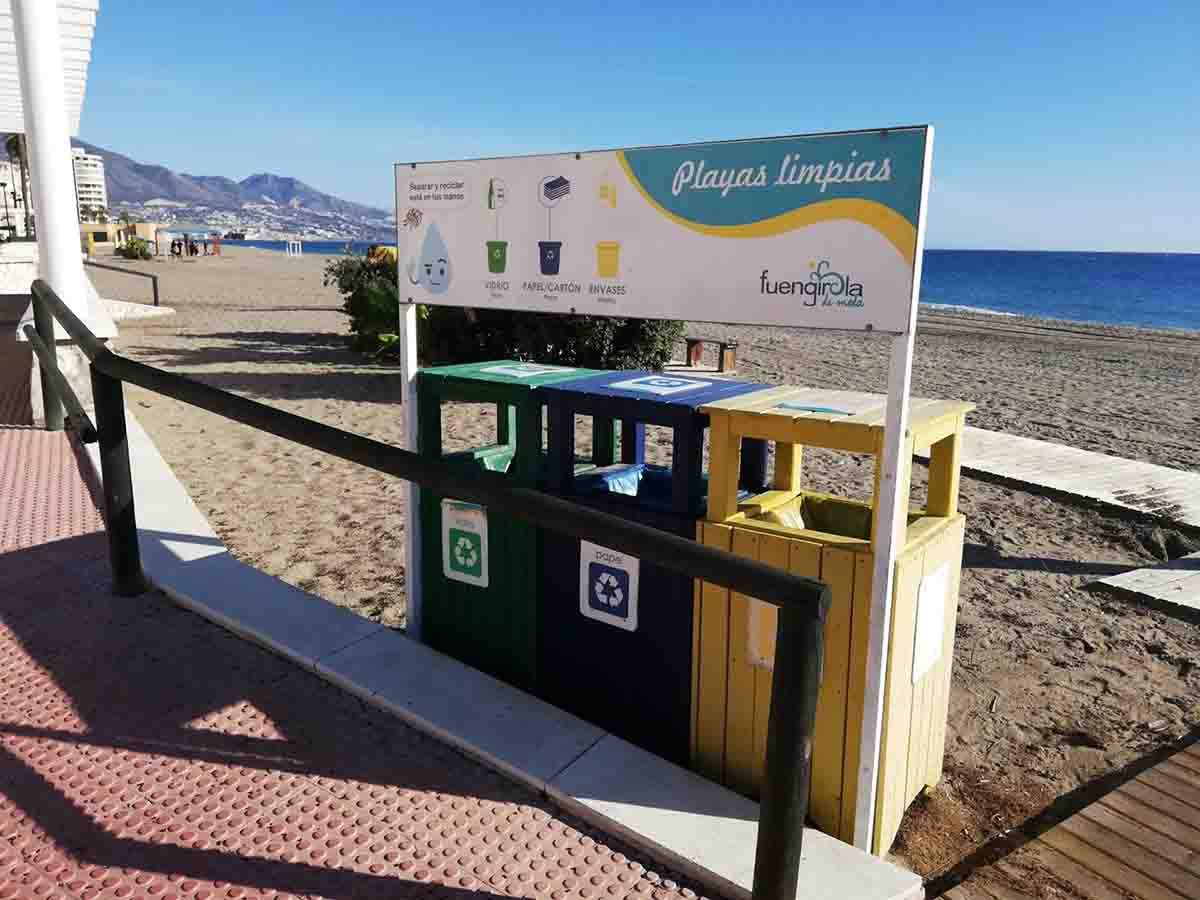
[{"x1": 81, "y1": 1, "x2": 1197, "y2": 251}]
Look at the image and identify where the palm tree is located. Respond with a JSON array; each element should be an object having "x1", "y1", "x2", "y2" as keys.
[
  {"x1": 79, "y1": 203, "x2": 93, "y2": 223},
  {"x1": 95, "y1": 205, "x2": 109, "y2": 224}
]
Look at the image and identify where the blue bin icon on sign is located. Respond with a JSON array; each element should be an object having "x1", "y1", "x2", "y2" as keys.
[{"x1": 588, "y1": 562, "x2": 630, "y2": 620}]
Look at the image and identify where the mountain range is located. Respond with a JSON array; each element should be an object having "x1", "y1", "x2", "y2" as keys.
[
  {"x1": 71, "y1": 140, "x2": 390, "y2": 221},
  {"x1": 1, "y1": 133, "x2": 394, "y2": 240}
]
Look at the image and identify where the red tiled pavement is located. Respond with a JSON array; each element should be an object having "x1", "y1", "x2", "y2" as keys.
[{"x1": 0, "y1": 422, "x2": 721, "y2": 899}]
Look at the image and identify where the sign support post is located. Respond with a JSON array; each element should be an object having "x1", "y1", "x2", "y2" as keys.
[
  {"x1": 852, "y1": 128, "x2": 934, "y2": 852},
  {"x1": 399, "y1": 291, "x2": 423, "y2": 639}
]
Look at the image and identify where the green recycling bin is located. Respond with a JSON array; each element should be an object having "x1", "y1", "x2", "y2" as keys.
[{"x1": 416, "y1": 360, "x2": 599, "y2": 690}]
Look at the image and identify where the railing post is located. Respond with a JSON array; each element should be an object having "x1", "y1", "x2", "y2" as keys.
[
  {"x1": 90, "y1": 362, "x2": 145, "y2": 596},
  {"x1": 751, "y1": 593, "x2": 828, "y2": 900},
  {"x1": 30, "y1": 292, "x2": 64, "y2": 430}
]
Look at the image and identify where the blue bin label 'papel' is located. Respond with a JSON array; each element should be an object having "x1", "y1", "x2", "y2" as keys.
[
  {"x1": 608, "y1": 375, "x2": 713, "y2": 396},
  {"x1": 579, "y1": 541, "x2": 639, "y2": 631}
]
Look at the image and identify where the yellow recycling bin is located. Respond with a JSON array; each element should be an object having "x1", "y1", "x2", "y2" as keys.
[{"x1": 692, "y1": 386, "x2": 973, "y2": 854}]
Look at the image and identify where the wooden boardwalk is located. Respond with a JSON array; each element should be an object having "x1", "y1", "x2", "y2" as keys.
[
  {"x1": 944, "y1": 743, "x2": 1200, "y2": 900},
  {"x1": 1095, "y1": 550, "x2": 1200, "y2": 618},
  {"x1": 916, "y1": 427, "x2": 1200, "y2": 529}
]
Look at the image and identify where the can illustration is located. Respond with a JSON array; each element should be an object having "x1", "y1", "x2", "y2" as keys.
[
  {"x1": 596, "y1": 241, "x2": 620, "y2": 278},
  {"x1": 539, "y1": 241, "x2": 563, "y2": 276},
  {"x1": 487, "y1": 240, "x2": 508, "y2": 274}
]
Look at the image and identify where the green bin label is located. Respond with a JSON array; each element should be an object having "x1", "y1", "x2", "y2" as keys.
[{"x1": 442, "y1": 499, "x2": 489, "y2": 588}]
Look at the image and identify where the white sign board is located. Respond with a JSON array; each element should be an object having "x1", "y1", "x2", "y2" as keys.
[
  {"x1": 912, "y1": 563, "x2": 949, "y2": 683},
  {"x1": 396, "y1": 127, "x2": 930, "y2": 333},
  {"x1": 579, "y1": 540, "x2": 639, "y2": 631},
  {"x1": 441, "y1": 499, "x2": 488, "y2": 588}
]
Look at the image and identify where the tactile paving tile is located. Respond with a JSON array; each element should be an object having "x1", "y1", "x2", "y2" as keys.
[
  {"x1": 0, "y1": 421, "x2": 721, "y2": 898},
  {"x1": 0, "y1": 429, "x2": 104, "y2": 552}
]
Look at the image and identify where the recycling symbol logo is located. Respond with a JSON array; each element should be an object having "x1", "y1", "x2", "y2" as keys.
[
  {"x1": 587, "y1": 562, "x2": 630, "y2": 619},
  {"x1": 447, "y1": 527, "x2": 483, "y2": 578},
  {"x1": 593, "y1": 571, "x2": 624, "y2": 608},
  {"x1": 454, "y1": 536, "x2": 478, "y2": 570}
]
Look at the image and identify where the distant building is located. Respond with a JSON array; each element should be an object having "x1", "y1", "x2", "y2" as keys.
[
  {"x1": 0, "y1": 159, "x2": 29, "y2": 237},
  {"x1": 71, "y1": 147, "x2": 108, "y2": 222}
]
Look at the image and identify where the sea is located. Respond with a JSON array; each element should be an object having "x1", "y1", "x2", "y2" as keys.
[{"x1": 228, "y1": 241, "x2": 1200, "y2": 333}]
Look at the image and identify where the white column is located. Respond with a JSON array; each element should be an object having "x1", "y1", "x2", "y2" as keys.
[{"x1": 12, "y1": 0, "x2": 88, "y2": 315}]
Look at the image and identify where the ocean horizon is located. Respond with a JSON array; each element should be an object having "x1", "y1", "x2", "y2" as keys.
[{"x1": 225, "y1": 241, "x2": 1200, "y2": 334}]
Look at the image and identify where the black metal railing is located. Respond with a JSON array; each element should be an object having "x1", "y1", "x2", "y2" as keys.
[
  {"x1": 30, "y1": 276, "x2": 828, "y2": 900},
  {"x1": 84, "y1": 258, "x2": 161, "y2": 306}
]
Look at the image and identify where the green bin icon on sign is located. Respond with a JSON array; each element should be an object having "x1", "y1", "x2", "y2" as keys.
[{"x1": 448, "y1": 528, "x2": 483, "y2": 578}]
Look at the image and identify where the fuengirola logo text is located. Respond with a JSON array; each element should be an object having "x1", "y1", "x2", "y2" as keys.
[
  {"x1": 672, "y1": 150, "x2": 894, "y2": 198},
  {"x1": 760, "y1": 261, "x2": 864, "y2": 308}
]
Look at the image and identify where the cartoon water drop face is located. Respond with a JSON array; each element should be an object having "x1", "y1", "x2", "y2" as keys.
[{"x1": 406, "y1": 222, "x2": 452, "y2": 295}]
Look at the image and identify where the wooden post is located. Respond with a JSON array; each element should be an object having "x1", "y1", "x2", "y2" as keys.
[{"x1": 925, "y1": 420, "x2": 963, "y2": 517}]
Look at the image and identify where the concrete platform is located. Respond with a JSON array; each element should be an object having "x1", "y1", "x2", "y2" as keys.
[{"x1": 79, "y1": 407, "x2": 924, "y2": 900}]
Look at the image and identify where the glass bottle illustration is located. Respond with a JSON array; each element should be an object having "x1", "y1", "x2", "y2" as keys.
[{"x1": 486, "y1": 178, "x2": 508, "y2": 274}]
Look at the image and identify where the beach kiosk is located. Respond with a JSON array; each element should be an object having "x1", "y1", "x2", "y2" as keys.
[
  {"x1": 537, "y1": 372, "x2": 771, "y2": 765},
  {"x1": 416, "y1": 360, "x2": 599, "y2": 690},
  {"x1": 693, "y1": 386, "x2": 973, "y2": 854}
]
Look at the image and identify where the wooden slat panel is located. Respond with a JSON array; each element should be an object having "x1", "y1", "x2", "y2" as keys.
[
  {"x1": 873, "y1": 554, "x2": 922, "y2": 855},
  {"x1": 1124, "y1": 778, "x2": 1200, "y2": 831},
  {"x1": 940, "y1": 882, "x2": 1000, "y2": 900},
  {"x1": 1160, "y1": 759, "x2": 1200, "y2": 789},
  {"x1": 751, "y1": 532, "x2": 794, "y2": 773},
  {"x1": 841, "y1": 550, "x2": 874, "y2": 841},
  {"x1": 1144, "y1": 764, "x2": 1200, "y2": 808},
  {"x1": 1128, "y1": 777, "x2": 1200, "y2": 825},
  {"x1": 1168, "y1": 749, "x2": 1200, "y2": 776},
  {"x1": 809, "y1": 545, "x2": 853, "y2": 838},
  {"x1": 773, "y1": 441, "x2": 802, "y2": 492},
  {"x1": 927, "y1": 517, "x2": 965, "y2": 788},
  {"x1": 694, "y1": 522, "x2": 733, "y2": 781},
  {"x1": 706, "y1": 414, "x2": 741, "y2": 522},
  {"x1": 1082, "y1": 800, "x2": 1200, "y2": 870},
  {"x1": 725, "y1": 527, "x2": 761, "y2": 796},
  {"x1": 1057, "y1": 814, "x2": 1200, "y2": 899},
  {"x1": 1040, "y1": 827, "x2": 1190, "y2": 900},
  {"x1": 1023, "y1": 840, "x2": 1135, "y2": 900},
  {"x1": 926, "y1": 417, "x2": 964, "y2": 517}
]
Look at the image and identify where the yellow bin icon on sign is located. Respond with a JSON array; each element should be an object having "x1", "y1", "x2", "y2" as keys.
[{"x1": 596, "y1": 241, "x2": 621, "y2": 278}]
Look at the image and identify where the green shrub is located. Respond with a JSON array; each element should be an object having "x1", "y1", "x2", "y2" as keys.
[
  {"x1": 117, "y1": 237, "x2": 152, "y2": 261},
  {"x1": 324, "y1": 249, "x2": 684, "y2": 369}
]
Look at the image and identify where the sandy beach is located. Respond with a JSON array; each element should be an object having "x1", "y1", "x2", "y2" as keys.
[{"x1": 88, "y1": 246, "x2": 1200, "y2": 878}]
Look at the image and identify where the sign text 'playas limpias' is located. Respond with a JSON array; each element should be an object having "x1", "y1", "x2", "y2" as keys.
[{"x1": 672, "y1": 150, "x2": 894, "y2": 198}]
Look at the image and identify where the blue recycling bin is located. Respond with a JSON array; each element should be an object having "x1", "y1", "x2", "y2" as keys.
[{"x1": 538, "y1": 372, "x2": 771, "y2": 764}]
